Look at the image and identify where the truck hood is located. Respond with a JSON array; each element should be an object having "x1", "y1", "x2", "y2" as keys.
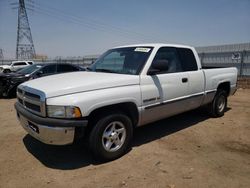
[{"x1": 20, "y1": 72, "x2": 140, "y2": 98}]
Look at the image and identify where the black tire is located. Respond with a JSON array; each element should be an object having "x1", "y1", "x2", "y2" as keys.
[
  {"x1": 208, "y1": 90, "x2": 227, "y2": 117},
  {"x1": 88, "y1": 113, "x2": 133, "y2": 161}
]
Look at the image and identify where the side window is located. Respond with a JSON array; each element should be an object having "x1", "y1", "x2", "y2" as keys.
[
  {"x1": 177, "y1": 48, "x2": 198, "y2": 71},
  {"x1": 28, "y1": 62, "x2": 33, "y2": 65},
  {"x1": 41, "y1": 64, "x2": 56, "y2": 75},
  {"x1": 13, "y1": 62, "x2": 26, "y2": 66},
  {"x1": 57, "y1": 64, "x2": 78, "y2": 73},
  {"x1": 151, "y1": 47, "x2": 183, "y2": 74},
  {"x1": 70, "y1": 65, "x2": 80, "y2": 71}
]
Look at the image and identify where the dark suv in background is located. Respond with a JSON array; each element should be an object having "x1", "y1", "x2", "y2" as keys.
[{"x1": 0, "y1": 63, "x2": 84, "y2": 98}]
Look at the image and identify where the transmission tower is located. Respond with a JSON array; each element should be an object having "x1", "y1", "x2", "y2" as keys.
[{"x1": 16, "y1": 0, "x2": 36, "y2": 60}]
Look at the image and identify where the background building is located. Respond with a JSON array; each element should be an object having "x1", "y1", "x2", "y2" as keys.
[
  {"x1": 1, "y1": 43, "x2": 250, "y2": 76},
  {"x1": 196, "y1": 43, "x2": 250, "y2": 76}
]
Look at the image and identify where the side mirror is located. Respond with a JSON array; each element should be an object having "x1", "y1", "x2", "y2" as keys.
[
  {"x1": 147, "y1": 68, "x2": 159, "y2": 75},
  {"x1": 148, "y1": 60, "x2": 169, "y2": 75}
]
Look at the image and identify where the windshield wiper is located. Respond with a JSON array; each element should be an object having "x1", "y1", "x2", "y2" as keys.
[{"x1": 95, "y1": 68, "x2": 117, "y2": 73}]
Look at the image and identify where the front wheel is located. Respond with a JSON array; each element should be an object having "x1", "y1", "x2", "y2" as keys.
[
  {"x1": 88, "y1": 113, "x2": 133, "y2": 161},
  {"x1": 208, "y1": 90, "x2": 227, "y2": 117}
]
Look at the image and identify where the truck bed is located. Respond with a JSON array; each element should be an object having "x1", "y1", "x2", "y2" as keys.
[{"x1": 201, "y1": 67, "x2": 238, "y2": 105}]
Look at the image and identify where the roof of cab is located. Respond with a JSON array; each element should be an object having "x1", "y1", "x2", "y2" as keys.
[{"x1": 113, "y1": 43, "x2": 193, "y2": 49}]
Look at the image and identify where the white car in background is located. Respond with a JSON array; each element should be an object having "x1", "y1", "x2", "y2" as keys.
[{"x1": 0, "y1": 61, "x2": 34, "y2": 73}]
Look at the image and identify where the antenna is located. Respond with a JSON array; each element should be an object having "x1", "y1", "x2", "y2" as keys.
[{"x1": 16, "y1": 0, "x2": 36, "y2": 60}]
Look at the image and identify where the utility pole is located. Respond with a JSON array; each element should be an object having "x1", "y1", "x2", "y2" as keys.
[
  {"x1": 239, "y1": 50, "x2": 246, "y2": 77},
  {"x1": 16, "y1": 0, "x2": 36, "y2": 60}
]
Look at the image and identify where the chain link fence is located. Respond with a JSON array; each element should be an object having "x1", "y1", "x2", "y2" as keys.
[
  {"x1": 2, "y1": 43, "x2": 250, "y2": 76},
  {"x1": 0, "y1": 57, "x2": 98, "y2": 70}
]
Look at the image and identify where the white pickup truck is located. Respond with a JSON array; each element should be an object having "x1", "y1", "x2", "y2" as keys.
[{"x1": 15, "y1": 44, "x2": 237, "y2": 161}]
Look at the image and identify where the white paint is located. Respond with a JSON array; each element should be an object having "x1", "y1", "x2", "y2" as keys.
[{"x1": 19, "y1": 43, "x2": 238, "y2": 127}]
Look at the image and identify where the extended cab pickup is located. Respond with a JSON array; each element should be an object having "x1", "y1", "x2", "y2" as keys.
[{"x1": 15, "y1": 44, "x2": 237, "y2": 161}]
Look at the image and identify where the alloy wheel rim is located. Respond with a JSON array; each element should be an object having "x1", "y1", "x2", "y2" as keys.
[
  {"x1": 217, "y1": 95, "x2": 226, "y2": 112},
  {"x1": 102, "y1": 121, "x2": 126, "y2": 152}
]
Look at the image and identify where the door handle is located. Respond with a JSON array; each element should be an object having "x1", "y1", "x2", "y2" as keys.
[{"x1": 182, "y1": 78, "x2": 188, "y2": 83}]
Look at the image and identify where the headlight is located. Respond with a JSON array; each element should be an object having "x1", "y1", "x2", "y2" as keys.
[{"x1": 47, "y1": 105, "x2": 82, "y2": 118}]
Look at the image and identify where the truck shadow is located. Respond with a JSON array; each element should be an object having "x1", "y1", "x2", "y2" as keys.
[
  {"x1": 23, "y1": 107, "x2": 231, "y2": 170},
  {"x1": 134, "y1": 109, "x2": 212, "y2": 146}
]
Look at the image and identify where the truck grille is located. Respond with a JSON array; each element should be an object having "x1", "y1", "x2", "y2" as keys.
[{"x1": 17, "y1": 86, "x2": 46, "y2": 117}]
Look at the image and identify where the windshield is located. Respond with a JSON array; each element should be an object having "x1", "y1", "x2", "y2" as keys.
[
  {"x1": 17, "y1": 64, "x2": 42, "y2": 74},
  {"x1": 90, "y1": 47, "x2": 153, "y2": 75}
]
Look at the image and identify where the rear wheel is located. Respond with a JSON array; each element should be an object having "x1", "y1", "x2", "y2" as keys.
[
  {"x1": 208, "y1": 90, "x2": 227, "y2": 117},
  {"x1": 88, "y1": 113, "x2": 133, "y2": 161}
]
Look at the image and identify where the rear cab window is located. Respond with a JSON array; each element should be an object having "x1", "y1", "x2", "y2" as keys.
[{"x1": 176, "y1": 48, "x2": 198, "y2": 71}]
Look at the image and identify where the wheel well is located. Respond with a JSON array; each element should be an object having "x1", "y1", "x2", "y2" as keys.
[
  {"x1": 88, "y1": 102, "x2": 139, "y2": 127},
  {"x1": 217, "y1": 82, "x2": 230, "y2": 96}
]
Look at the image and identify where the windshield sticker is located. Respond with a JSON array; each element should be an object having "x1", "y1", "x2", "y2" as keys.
[{"x1": 134, "y1": 47, "x2": 151, "y2": 53}]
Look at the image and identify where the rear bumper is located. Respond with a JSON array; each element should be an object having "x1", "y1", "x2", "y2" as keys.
[{"x1": 15, "y1": 102, "x2": 88, "y2": 145}]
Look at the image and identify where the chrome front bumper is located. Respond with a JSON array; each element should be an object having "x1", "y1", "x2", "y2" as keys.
[
  {"x1": 18, "y1": 112, "x2": 75, "y2": 145},
  {"x1": 15, "y1": 102, "x2": 88, "y2": 145}
]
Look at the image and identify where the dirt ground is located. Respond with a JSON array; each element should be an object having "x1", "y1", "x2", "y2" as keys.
[{"x1": 0, "y1": 89, "x2": 249, "y2": 188}]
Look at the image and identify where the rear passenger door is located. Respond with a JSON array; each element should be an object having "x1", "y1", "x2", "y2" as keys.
[{"x1": 177, "y1": 48, "x2": 205, "y2": 109}]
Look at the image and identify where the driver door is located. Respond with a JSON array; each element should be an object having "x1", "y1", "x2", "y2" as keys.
[{"x1": 140, "y1": 47, "x2": 189, "y2": 125}]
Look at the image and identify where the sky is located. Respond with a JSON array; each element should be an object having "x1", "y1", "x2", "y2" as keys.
[{"x1": 0, "y1": 0, "x2": 250, "y2": 58}]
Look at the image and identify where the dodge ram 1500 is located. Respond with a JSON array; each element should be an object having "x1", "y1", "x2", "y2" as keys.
[{"x1": 15, "y1": 44, "x2": 237, "y2": 161}]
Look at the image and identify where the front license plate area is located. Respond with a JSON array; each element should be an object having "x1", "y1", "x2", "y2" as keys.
[{"x1": 28, "y1": 121, "x2": 39, "y2": 133}]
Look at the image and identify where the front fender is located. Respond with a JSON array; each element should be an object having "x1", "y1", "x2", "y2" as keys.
[{"x1": 46, "y1": 85, "x2": 141, "y2": 117}]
